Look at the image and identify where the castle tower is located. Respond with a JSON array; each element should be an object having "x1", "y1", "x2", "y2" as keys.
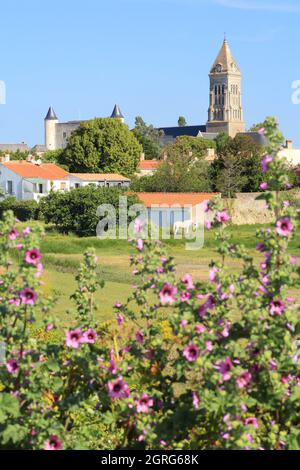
[
  {"x1": 206, "y1": 39, "x2": 245, "y2": 137},
  {"x1": 110, "y1": 104, "x2": 125, "y2": 124},
  {"x1": 45, "y1": 106, "x2": 58, "y2": 150}
]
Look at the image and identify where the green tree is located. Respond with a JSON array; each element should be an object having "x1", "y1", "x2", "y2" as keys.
[
  {"x1": 42, "y1": 149, "x2": 64, "y2": 164},
  {"x1": 134, "y1": 136, "x2": 215, "y2": 192},
  {"x1": 132, "y1": 116, "x2": 164, "y2": 160},
  {"x1": 250, "y1": 116, "x2": 285, "y2": 148},
  {"x1": 59, "y1": 118, "x2": 142, "y2": 177},
  {"x1": 178, "y1": 116, "x2": 187, "y2": 127},
  {"x1": 210, "y1": 134, "x2": 264, "y2": 195}
]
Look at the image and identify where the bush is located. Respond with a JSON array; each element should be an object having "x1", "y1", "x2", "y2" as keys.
[
  {"x1": 0, "y1": 197, "x2": 40, "y2": 221},
  {"x1": 39, "y1": 186, "x2": 139, "y2": 236},
  {"x1": 0, "y1": 123, "x2": 299, "y2": 450}
]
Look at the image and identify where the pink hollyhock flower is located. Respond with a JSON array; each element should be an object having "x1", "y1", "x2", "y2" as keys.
[
  {"x1": 36, "y1": 263, "x2": 44, "y2": 278},
  {"x1": 16, "y1": 244, "x2": 23, "y2": 250},
  {"x1": 82, "y1": 328, "x2": 97, "y2": 344},
  {"x1": 116, "y1": 313, "x2": 125, "y2": 326},
  {"x1": 236, "y1": 371, "x2": 252, "y2": 389},
  {"x1": 19, "y1": 287, "x2": 38, "y2": 305},
  {"x1": 159, "y1": 283, "x2": 177, "y2": 305},
  {"x1": 6, "y1": 359, "x2": 20, "y2": 374},
  {"x1": 218, "y1": 357, "x2": 233, "y2": 382},
  {"x1": 25, "y1": 248, "x2": 42, "y2": 266},
  {"x1": 261, "y1": 155, "x2": 273, "y2": 173},
  {"x1": 205, "y1": 341, "x2": 213, "y2": 352},
  {"x1": 180, "y1": 319, "x2": 188, "y2": 328},
  {"x1": 203, "y1": 200, "x2": 210, "y2": 213},
  {"x1": 44, "y1": 435, "x2": 63, "y2": 451},
  {"x1": 183, "y1": 343, "x2": 200, "y2": 362},
  {"x1": 108, "y1": 377, "x2": 130, "y2": 399},
  {"x1": 205, "y1": 220, "x2": 212, "y2": 230},
  {"x1": 136, "y1": 331, "x2": 145, "y2": 344},
  {"x1": 269, "y1": 359, "x2": 277, "y2": 370},
  {"x1": 269, "y1": 299, "x2": 285, "y2": 316},
  {"x1": 182, "y1": 274, "x2": 194, "y2": 290},
  {"x1": 198, "y1": 294, "x2": 215, "y2": 317},
  {"x1": 258, "y1": 128, "x2": 265, "y2": 135},
  {"x1": 135, "y1": 394, "x2": 153, "y2": 413},
  {"x1": 9, "y1": 228, "x2": 19, "y2": 240},
  {"x1": 245, "y1": 417, "x2": 258, "y2": 428},
  {"x1": 192, "y1": 391, "x2": 200, "y2": 410},
  {"x1": 195, "y1": 324, "x2": 206, "y2": 334},
  {"x1": 134, "y1": 219, "x2": 142, "y2": 233},
  {"x1": 290, "y1": 255, "x2": 297, "y2": 266},
  {"x1": 216, "y1": 210, "x2": 230, "y2": 224},
  {"x1": 276, "y1": 217, "x2": 293, "y2": 237},
  {"x1": 8, "y1": 296, "x2": 21, "y2": 306},
  {"x1": 260, "y1": 182, "x2": 268, "y2": 190},
  {"x1": 209, "y1": 267, "x2": 219, "y2": 282},
  {"x1": 114, "y1": 301, "x2": 123, "y2": 309},
  {"x1": 108, "y1": 359, "x2": 117, "y2": 375},
  {"x1": 256, "y1": 243, "x2": 265, "y2": 252},
  {"x1": 46, "y1": 323, "x2": 54, "y2": 332},
  {"x1": 136, "y1": 239, "x2": 144, "y2": 252},
  {"x1": 180, "y1": 291, "x2": 190, "y2": 302},
  {"x1": 66, "y1": 328, "x2": 82, "y2": 349},
  {"x1": 22, "y1": 227, "x2": 31, "y2": 237}
]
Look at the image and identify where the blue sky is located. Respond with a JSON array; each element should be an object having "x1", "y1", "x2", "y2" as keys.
[{"x1": 0, "y1": 0, "x2": 299, "y2": 146}]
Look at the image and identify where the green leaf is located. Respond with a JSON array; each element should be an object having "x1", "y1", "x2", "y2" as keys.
[
  {"x1": 2, "y1": 424, "x2": 27, "y2": 445},
  {"x1": 0, "y1": 393, "x2": 20, "y2": 418},
  {"x1": 290, "y1": 387, "x2": 300, "y2": 403}
]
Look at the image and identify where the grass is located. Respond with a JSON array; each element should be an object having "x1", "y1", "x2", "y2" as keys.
[{"x1": 16, "y1": 221, "x2": 300, "y2": 325}]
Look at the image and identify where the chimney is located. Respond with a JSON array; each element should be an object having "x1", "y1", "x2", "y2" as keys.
[
  {"x1": 286, "y1": 139, "x2": 293, "y2": 149},
  {"x1": 140, "y1": 152, "x2": 145, "y2": 161}
]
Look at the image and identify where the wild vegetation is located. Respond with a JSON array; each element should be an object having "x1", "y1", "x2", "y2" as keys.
[{"x1": 0, "y1": 122, "x2": 299, "y2": 450}]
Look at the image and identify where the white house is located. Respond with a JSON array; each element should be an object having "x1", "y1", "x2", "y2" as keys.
[
  {"x1": 137, "y1": 192, "x2": 218, "y2": 229},
  {"x1": 0, "y1": 159, "x2": 131, "y2": 201},
  {"x1": 0, "y1": 160, "x2": 70, "y2": 201},
  {"x1": 69, "y1": 173, "x2": 130, "y2": 189},
  {"x1": 278, "y1": 140, "x2": 300, "y2": 167}
]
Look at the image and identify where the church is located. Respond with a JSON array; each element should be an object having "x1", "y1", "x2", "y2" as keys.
[{"x1": 44, "y1": 39, "x2": 265, "y2": 152}]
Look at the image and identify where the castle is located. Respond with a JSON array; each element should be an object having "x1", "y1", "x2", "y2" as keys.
[{"x1": 44, "y1": 40, "x2": 248, "y2": 151}]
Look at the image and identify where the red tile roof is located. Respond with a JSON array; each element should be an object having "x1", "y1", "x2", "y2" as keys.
[
  {"x1": 139, "y1": 160, "x2": 161, "y2": 170},
  {"x1": 137, "y1": 192, "x2": 219, "y2": 207},
  {"x1": 1, "y1": 161, "x2": 69, "y2": 180},
  {"x1": 70, "y1": 173, "x2": 130, "y2": 181}
]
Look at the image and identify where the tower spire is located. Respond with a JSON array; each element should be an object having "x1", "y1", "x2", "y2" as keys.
[
  {"x1": 45, "y1": 106, "x2": 58, "y2": 121},
  {"x1": 206, "y1": 39, "x2": 245, "y2": 138}
]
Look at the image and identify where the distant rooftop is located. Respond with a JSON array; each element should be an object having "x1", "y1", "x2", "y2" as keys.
[{"x1": 0, "y1": 143, "x2": 29, "y2": 153}]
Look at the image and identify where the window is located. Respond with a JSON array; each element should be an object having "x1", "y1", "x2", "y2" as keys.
[
  {"x1": 60, "y1": 182, "x2": 66, "y2": 191},
  {"x1": 38, "y1": 184, "x2": 43, "y2": 194},
  {"x1": 7, "y1": 181, "x2": 13, "y2": 195},
  {"x1": 75, "y1": 183, "x2": 80, "y2": 189}
]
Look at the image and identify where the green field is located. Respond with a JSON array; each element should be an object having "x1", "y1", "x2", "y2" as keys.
[{"x1": 26, "y1": 223, "x2": 300, "y2": 325}]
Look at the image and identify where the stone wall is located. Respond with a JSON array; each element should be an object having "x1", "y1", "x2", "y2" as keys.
[
  {"x1": 224, "y1": 192, "x2": 300, "y2": 225},
  {"x1": 224, "y1": 193, "x2": 273, "y2": 225}
]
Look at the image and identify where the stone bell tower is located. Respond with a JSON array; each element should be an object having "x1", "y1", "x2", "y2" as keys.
[{"x1": 206, "y1": 39, "x2": 245, "y2": 137}]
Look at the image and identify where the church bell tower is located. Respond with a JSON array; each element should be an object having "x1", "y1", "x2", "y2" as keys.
[{"x1": 206, "y1": 39, "x2": 245, "y2": 137}]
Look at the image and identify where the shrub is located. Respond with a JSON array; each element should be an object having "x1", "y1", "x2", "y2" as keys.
[
  {"x1": 39, "y1": 186, "x2": 139, "y2": 236},
  {"x1": 0, "y1": 198, "x2": 40, "y2": 221},
  {"x1": 0, "y1": 122, "x2": 299, "y2": 450}
]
